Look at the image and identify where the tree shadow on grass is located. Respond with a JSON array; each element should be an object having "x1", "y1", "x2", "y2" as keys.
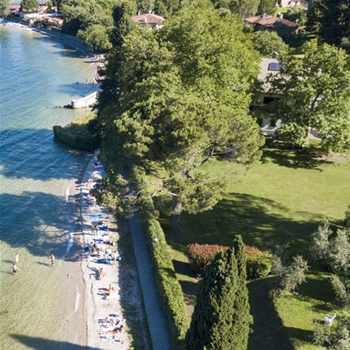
[
  {"x1": 169, "y1": 192, "x2": 321, "y2": 258},
  {"x1": 248, "y1": 277, "x2": 294, "y2": 350},
  {"x1": 298, "y1": 274, "x2": 335, "y2": 303},
  {"x1": 284, "y1": 327, "x2": 314, "y2": 348},
  {"x1": 261, "y1": 148, "x2": 334, "y2": 171},
  {"x1": 172, "y1": 259, "x2": 194, "y2": 279}
]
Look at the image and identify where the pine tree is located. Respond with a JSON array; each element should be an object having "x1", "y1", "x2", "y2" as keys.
[{"x1": 185, "y1": 235, "x2": 251, "y2": 350}]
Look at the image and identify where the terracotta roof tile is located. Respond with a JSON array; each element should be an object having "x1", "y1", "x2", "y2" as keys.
[
  {"x1": 244, "y1": 15, "x2": 298, "y2": 28},
  {"x1": 131, "y1": 13, "x2": 165, "y2": 25}
]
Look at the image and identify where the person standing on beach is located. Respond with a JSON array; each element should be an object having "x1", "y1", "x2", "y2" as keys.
[
  {"x1": 50, "y1": 254, "x2": 55, "y2": 266},
  {"x1": 14, "y1": 253, "x2": 19, "y2": 264},
  {"x1": 12, "y1": 263, "x2": 20, "y2": 273}
]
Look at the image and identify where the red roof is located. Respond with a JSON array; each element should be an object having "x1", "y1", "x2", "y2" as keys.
[
  {"x1": 131, "y1": 13, "x2": 164, "y2": 25},
  {"x1": 244, "y1": 15, "x2": 298, "y2": 29}
]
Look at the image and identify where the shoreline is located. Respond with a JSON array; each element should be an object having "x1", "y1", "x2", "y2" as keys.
[
  {"x1": 62, "y1": 151, "x2": 148, "y2": 349},
  {"x1": 0, "y1": 18, "x2": 94, "y2": 57}
]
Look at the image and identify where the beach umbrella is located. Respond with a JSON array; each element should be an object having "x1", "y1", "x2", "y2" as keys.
[{"x1": 91, "y1": 173, "x2": 102, "y2": 180}]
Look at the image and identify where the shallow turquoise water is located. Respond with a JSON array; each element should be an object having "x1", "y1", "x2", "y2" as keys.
[{"x1": 0, "y1": 26, "x2": 96, "y2": 349}]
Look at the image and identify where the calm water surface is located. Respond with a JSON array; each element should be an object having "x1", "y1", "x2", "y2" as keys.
[{"x1": 0, "y1": 26, "x2": 97, "y2": 349}]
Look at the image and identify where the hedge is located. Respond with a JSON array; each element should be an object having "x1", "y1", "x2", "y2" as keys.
[
  {"x1": 143, "y1": 218, "x2": 189, "y2": 350},
  {"x1": 188, "y1": 243, "x2": 272, "y2": 280}
]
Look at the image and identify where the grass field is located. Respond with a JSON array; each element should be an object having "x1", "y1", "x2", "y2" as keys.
[{"x1": 160, "y1": 147, "x2": 350, "y2": 349}]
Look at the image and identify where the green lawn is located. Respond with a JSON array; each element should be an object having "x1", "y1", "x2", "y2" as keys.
[{"x1": 160, "y1": 147, "x2": 350, "y2": 349}]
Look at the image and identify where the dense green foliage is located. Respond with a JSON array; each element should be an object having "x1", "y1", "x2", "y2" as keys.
[
  {"x1": 212, "y1": 0, "x2": 260, "y2": 17},
  {"x1": 244, "y1": 245, "x2": 272, "y2": 280},
  {"x1": 185, "y1": 236, "x2": 251, "y2": 350},
  {"x1": 313, "y1": 316, "x2": 350, "y2": 349},
  {"x1": 257, "y1": 0, "x2": 275, "y2": 15},
  {"x1": 20, "y1": 0, "x2": 39, "y2": 12},
  {"x1": 267, "y1": 41, "x2": 350, "y2": 154},
  {"x1": 0, "y1": 0, "x2": 10, "y2": 16},
  {"x1": 187, "y1": 243, "x2": 229, "y2": 274},
  {"x1": 143, "y1": 216, "x2": 189, "y2": 350},
  {"x1": 310, "y1": 215, "x2": 350, "y2": 309},
  {"x1": 307, "y1": 0, "x2": 350, "y2": 51},
  {"x1": 60, "y1": 0, "x2": 118, "y2": 49},
  {"x1": 187, "y1": 243, "x2": 272, "y2": 279},
  {"x1": 97, "y1": 1, "x2": 263, "y2": 231},
  {"x1": 252, "y1": 30, "x2": 288, "y2": 57}
]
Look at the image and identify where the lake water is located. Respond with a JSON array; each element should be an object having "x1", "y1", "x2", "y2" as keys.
[{"x1": 0, "y1": 25, "x2": 97, "y2": 349}]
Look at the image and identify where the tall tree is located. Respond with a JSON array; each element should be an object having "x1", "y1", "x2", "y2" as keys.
[
  {"x1": 307, "y1": 0, "x2": 350, "y2": 48},
  {"x1": 257, "y1": 0, "x2": 275, "y2": 15},
  {"x1": 97, "y1": 1, "x2": 264, "y2": 231},
  {"x1": 185, "y1": 236, "x2": 251, "y2": 350},
  {"x1": 111, "y1": 0, "x2": 137, "y2": 47},
  {"x1": 252, "y1": 30, "x2": 288, "y2": 57},
  {"x1": 267, "y1": 41, "x2": 350, "y2": 154},
  {"x1": 20, "y1": 0, "x2": 39, "y2": 12},
  {"x1": 213, "y1": 0, "x2": 260, "y2": 17}
]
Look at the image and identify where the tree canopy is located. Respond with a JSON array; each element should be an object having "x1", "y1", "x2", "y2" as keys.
[
  {"x1": 252, "y1": 30, "x2": 288, "y2": 57},
  {"x1": 257, "y1": 0, "x2": 275, "y2": 15},
  {"x1": 97, "y1": 1, "x2": 263, "y2": 230},
  {"x1": 185, "y1": 236, "x2": 251, "y2": 350},
  {"x1": 0, "y1": 0, "x2": 10, "y2": 16},
  {"x1": 20, "y1": 0, "x2": 39, "y2": 12},
  {"x1": 307, "y1": 0, "x2": 350, "y2": 51},
  {"x1": 266, "y1": 41, "x2": 350, "y2": 153},
  {"x1": 60, "y1": 0, "x2": 118, "y2": 49}
]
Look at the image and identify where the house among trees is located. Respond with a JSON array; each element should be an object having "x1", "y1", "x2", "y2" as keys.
[
  {"x1": 131, "y1": 13, "x2": 165, "y2": 29},
  {"x1": 276, "y1": 0, "x2": 301, "y2": 7},
  {"x1": 253, "y1": 58, "x2": 283, "y2": 136},
  {"x1": 244, "y1": 13, "x2": 298, "y2": 30}
]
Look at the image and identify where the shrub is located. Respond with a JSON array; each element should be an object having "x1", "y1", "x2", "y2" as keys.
[
  {"x1": 187, "y1": 243, "x2": 229, "y2": 274},
  {"x1": 188, "y1": 243, "x2": 272, "y2": 280},
  {"x1": 245, "y1": 245, "x2": 273, "y2": 280}
]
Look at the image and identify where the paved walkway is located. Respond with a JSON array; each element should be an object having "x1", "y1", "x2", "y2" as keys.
[{"x1": 128, "y1": 214, "x2": 173, "y2": 350}]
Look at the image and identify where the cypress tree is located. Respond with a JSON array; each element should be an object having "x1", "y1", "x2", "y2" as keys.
[{"x1": 185, "y1": 235, "x2": 251, "y2": 350}]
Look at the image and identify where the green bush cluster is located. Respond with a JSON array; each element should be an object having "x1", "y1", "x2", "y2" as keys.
[
  {"x1": 187, "y1": 243, "x2": 229, "y2": 274},
  {"x1": 53, "y1": 125, "x2": 100, "y2": 152},
  {"x1": 143, "y1": 218, "x2": 190, "y2": 350},
  {"x1": 187, "y1": 243, "x2": 272, "y2": 280},
  {"x1": 244, "y1": 245, "x2": 273, "y2": 280}
]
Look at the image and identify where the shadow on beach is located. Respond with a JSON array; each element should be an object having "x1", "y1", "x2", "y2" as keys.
[{"x1": 11, "y1": 334, "x2": 100, "y2": 350}]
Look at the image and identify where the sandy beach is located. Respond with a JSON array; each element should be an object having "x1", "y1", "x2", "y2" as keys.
[{"x1": 62, "y1": 152, "x2": 149, "y2": 349}]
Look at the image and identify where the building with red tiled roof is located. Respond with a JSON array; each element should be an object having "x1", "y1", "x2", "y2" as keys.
[
  {"x1": 244, "y1": 14, "x2": 298, "y2": 30},
  {"x1": 131, "y1": 13, "x2": 165, "y2": 29}
]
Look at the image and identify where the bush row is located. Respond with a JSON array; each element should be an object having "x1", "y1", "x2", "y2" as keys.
[
  {"x1": 188, "y1": 243, "x2": 272, "y2": 280},
  {"x1": 143, "y1": 218, "x2": 189, "y2": 350},
  {"x1": 188, "y1": 243, "x2": 229, "y2": 274},
  {"x1": 53, "y1": 125, "x2": 100, "y2": 152}
]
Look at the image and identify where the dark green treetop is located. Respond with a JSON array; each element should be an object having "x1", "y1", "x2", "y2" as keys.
[{"x1": 185, "y1": 235, "x2": 251, "y2": 350}]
